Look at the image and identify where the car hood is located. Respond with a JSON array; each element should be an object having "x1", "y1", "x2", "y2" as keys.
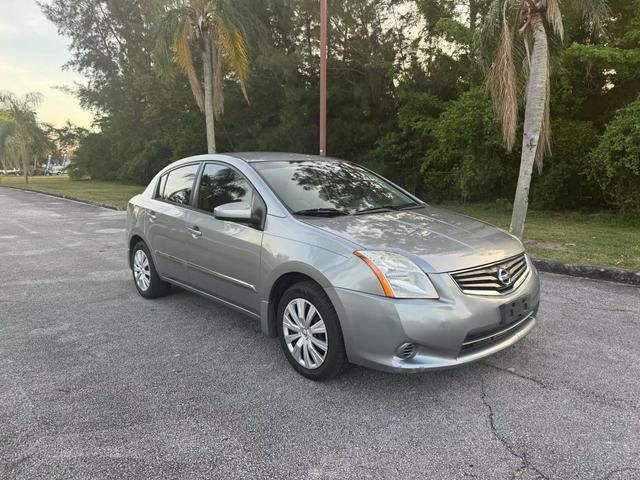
[{"x1": 299, "y1": 206, "x2": 524, "y2": 273}]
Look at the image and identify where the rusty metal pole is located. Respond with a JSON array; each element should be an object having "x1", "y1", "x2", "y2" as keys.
[{"x1": 319, "y1": 0, "x2": 328, "y2": 156}]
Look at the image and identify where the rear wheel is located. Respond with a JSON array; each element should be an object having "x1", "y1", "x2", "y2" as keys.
[
  {"x1": 131, "y1": 241, "x2": 170, "y2": 299},
  {"x1": 277, "y1": 281, "x2": 345, "y2": 380}
]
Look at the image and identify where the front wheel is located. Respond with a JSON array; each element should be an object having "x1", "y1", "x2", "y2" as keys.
[
  {"x1": 276, "y1": 281, "x2": 346, "y2": 380},
  {"x1": 131, "y1": 241, "x2": 171, "y2": 299}
]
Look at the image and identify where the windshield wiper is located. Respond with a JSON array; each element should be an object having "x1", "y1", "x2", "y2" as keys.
[
  {"x1": 354, "y1": 206, "x2": 396, "y2": 215},
  {"x1": 397, "y1": 203, "x2": 424, "y2": 211},
  {"x1": 294, "y1": 208, "x2": 350, "y2": 217},
  {"x1": 354, "y1": 203, "x2": 421, "y2": 215}
]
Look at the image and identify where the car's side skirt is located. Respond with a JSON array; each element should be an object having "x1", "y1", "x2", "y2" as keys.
[{"x1": 160, "y1": 276, "x2": 261, "y2": 320}]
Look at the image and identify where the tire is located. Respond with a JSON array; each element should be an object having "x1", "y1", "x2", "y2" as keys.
[
  {"x1": 131, "y1": 241, "x2": 171, "y2": 299},
  {"x1": 276, "y1": 281, "x2": 346, "y2": 380}
]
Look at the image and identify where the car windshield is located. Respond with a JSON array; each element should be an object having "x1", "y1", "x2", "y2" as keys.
[{"x1": 252, "y1": 160, "x2": 420, "y2": 215}]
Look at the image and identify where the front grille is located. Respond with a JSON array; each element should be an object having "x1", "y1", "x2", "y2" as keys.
[
  {"x1": 451, "y1": 253, "x2": 530, "y2": 296},
  {"x1": 460, "y1": 314, "x2": 533, "y2": 354}
]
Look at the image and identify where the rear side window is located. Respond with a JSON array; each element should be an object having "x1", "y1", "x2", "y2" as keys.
[
  {"x1": 197, "y1": 164, "x2": 254, "y2": 213},
  {"x1": 158, "y1": 164, "x2": 199, "y2": 205}
]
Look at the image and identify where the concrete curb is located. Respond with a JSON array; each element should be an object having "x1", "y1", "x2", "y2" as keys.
[
  {"x1": 0, "y1": 185, "x2": 122, "y2": 211},
  {"x1": 2, "y1": 184, "x2": 639, "y2": 286},
  {"x1": 533, "y1": 258, "x2": 640, "y2": 287}
]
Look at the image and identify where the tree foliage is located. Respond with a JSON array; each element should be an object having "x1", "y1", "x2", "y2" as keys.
[
  {"x1": 587, "y1": 99, "x2": 640, "y2": 211},
  {"x1": 425, "y1": 87, "x2": 517, "y2": 202},
  {"x1": 155, "y1": 0, "x2": 251, "y2": 153},
  {"x1": 0, "y1": 92, "x2": 51, "y2": 181},
  {"x1": 36, "y1": 0, "x2": 640, "y2": 213}
]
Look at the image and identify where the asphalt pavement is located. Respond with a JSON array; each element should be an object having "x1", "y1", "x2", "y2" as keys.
[{"x1": 0, "y1": 187, "x2": 639, "y2": 480}]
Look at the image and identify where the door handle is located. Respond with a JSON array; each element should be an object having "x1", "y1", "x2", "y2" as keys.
[
  {"x1": 187, "y1": 226, "x2": 202, "y2": 238},
  {"x1": 147, "y1": 211, "x2": 157, "y2": 221}
]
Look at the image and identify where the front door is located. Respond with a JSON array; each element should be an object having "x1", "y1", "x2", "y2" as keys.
[{"x1": 185, "y1": 163, "x2": 264, "y2": 313}]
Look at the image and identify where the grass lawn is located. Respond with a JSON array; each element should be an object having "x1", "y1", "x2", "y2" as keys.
[
  {"x1": 0, "y1": 175, "x2": 144, "y2": 210},
  {"x1": 1, "y1": 176, "x2": 637, "y2": 270},
  {"x1": 442, "y1": 203, "x2": 640, "y2": 271}
]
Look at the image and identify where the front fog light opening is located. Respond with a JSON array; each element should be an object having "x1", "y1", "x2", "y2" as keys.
[{"x1": 395, "y1": 342, "x2": 417, "y2": 360}]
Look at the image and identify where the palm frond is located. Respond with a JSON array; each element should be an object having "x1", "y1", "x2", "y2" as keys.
[
  {"x1": 175, "y1": 18, "x2": 205, "y2": 112},
  {"x1": 21, "y1": 92, "x2": 43, "y2": 109},
  {"x1": 546, "y1": 0, "x2": 564, "y2": 41},
  {"x1": 154, "y1": 0, "x2": 252, "y2": 127},
  {"x1": 0, "y1": 91, "x2": 45, "y2": 172},
  {"x1": 0, "y1": 91, "x2": 41, "y2": 126},
  {"x1": 0, "y1": 120, "x2": 17, "y2": 160},
  {"x1": 154, "y1": 6, "x2": 191, "y2": 80},
  {"x1": 487, "y1": 1, "x2": 518, "y2": 152},
  {"x1": 572, "y1": 0, "x2": 610, "y2": 37},
  {"x1": 214, "y1": 13, "x2": 249, "y2": 103},
  {"x1": 219, "y1": 0, "x2": 262, "y2": 38},
  {"x1": 475, "y1": 0, "x2": 508, "y2": 70}
]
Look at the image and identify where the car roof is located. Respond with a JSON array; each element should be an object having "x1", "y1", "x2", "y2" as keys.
[
  {"x1": 160, "y1": 152, "x2": 344, "y2": 173},
  {"x1": 226, "y1": 152, "x2": 342, "y2": 163}
]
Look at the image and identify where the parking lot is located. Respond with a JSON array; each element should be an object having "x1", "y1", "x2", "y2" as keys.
[{"x1": 1, "y1": 187, "x2": 639, "y2": 480}]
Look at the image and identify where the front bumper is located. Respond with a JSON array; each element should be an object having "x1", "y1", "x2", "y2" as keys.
[{"x1": 325, "y1": 264, "x2": 541, "y2": 373}]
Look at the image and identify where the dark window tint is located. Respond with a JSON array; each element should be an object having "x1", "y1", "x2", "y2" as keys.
[
  {"x1": 197, "y1": 164, "x2": 253, "y2": 213},
  {"x1": 161, "y1": 164, "x2": 199, "y2": 205}
]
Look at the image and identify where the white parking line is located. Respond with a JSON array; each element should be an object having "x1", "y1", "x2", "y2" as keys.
[{"x1": 15, "y1": 223, "x2": 39, "y2": 235}]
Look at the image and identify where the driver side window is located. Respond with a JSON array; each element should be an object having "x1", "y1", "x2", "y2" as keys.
[{"x1": 197, "y1": 164, "x2": 254, "y2": 214}]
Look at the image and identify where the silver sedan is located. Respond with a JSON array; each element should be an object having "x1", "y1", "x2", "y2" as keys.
[{"x1": 126, "y1": 153, "x2": 540, "y2": 380}]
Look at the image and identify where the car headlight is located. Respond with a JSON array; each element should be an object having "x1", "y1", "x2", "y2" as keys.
[{"x1": 355, "y1": 250, "x2": 439, "y2": 299}]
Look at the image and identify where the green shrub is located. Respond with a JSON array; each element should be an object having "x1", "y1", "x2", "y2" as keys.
[
  {"x1": 120, "y1": 141, "x2": 173, "y2": 184},
  {"x1": 67, "y1": 164, "x2": 90, "y2": 180},
  {"x1": 370, "y1": 90, "x2": 445, "y2": 196},
  {"x1": 587, "y1": 99, "x2": 640, "y2": 211},
  {"x1": 70, "y1": 135, "x2": 174, "y2": 185},
  {"x1": 530, "y1": 119, "x2": 603, "y2": 209},
  {"x1": 71, "y1": 133, "x2": 120, "y2": 181},
  {"x1": 424, "y1": 87, "x2": 518, "y2": 202}
]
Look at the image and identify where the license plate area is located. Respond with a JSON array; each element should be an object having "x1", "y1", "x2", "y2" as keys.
[{"x1": 500, "y1": 296, "x2": 531, "y2": 326}]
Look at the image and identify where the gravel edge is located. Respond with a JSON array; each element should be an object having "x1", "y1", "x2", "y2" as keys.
[{"x1": 532, "y1": 258, "x2": 640, "y2": 286}]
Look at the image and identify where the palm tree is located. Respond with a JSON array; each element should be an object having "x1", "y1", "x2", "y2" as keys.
[
  {"x1": 0, "y1": 92, "x2": 44, "y2": 184},
  {"x1": 0, "y1": 109, "x2": 16, "y2": 172},
  {"x1": 481, "y1": 0, "x2": 608, "y2": 239},
  {"x1": 156, "y1": 0, "x2": 250, "y2": 154}
]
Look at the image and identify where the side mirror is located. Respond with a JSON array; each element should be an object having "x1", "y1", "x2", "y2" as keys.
[{"x1": 213, "y1": 202, "x2": 253, "y2": 222}]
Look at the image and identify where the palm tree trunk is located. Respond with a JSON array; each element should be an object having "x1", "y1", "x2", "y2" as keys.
[
  {"x1": 510, "y1": 13, "x2": 548, "y2": 239},
  {"x1": 21, "y1": 140, "x2": 29, "y2": 184},
  {"x1": 202, "y1": 39, "x2": 217, "y2": 154}
]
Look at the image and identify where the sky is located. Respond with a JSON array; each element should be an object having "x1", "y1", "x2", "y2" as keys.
[{"x1": 0, "y1": 0, "x2": 93, "y2": 128}]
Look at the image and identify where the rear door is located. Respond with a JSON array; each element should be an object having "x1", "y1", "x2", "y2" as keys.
[
  {"x1": 185, "y1": 162, "x2": 265, "y2": 313},
  {"x1": 145, "y1": 163, "x2": 200, "y2": 284}
]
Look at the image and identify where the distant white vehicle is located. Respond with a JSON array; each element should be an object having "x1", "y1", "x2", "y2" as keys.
[
  {"x1": 0, "y1": 168, "x2": 20, "y2": 175},
  {"x1": 42, "y1": 165, "x2": 67, "y2": 176}
]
